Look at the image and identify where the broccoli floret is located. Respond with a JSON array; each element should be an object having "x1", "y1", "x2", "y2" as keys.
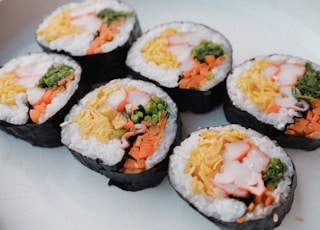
[{"x1": 262, "y1": 158, "x2": 287, "y2": 187}]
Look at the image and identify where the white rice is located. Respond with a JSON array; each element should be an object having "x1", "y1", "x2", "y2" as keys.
[
  {"x1": 126, "y1": 21, "x2": 232, "y2": 90},
  {"x1": 61, "y1": 78, "x2": 178, "y2": 169},
  {"x1": 36, "y1": 0, "x2": 137, "y2": 56},
  {"x1": 0, "y1": 52, "x2": 81, "y2": 125},
  {"x1": 168, "y1": 124, "x2": 295, "y2": 222},
  {"x1": 227, "y1": 54, "x2": 320, "y2": 130}
]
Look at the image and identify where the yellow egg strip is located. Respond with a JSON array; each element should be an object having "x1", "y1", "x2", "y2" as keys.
[
  {"x1": 37, "y1": 9, "x2": 84, "y2": 42},
  {"x1": 185, "y1": 130, "x2": 251, "y2": 198},
  {"x1": 236, "y1": 60, "x2": 280, "y2": 112},
  {"x1": 141, "y1": 28, "x2": 179, "y2": 70},
  {"x1": 72, "y1": 86, "x2": 133, "y2": 143},
  {"x1": 0, "y1": 72, "x2": 26, "y2": 105}
]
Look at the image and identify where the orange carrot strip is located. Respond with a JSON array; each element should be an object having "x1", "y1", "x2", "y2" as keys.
[
  {"x1": 236, "y1": 217, "x2": 244, "y2": 224},
  {"x1": 313, "y1": 107, "x2": 320, "y2": 115},
  {"x1": 30, "y1": 85, "x2": 67, "y2": 123},
  {"x1": 127, "y1": 112, "x2": 167, "y2": 162},
  {"x1": 268, "y1": 103, "x2": 281, "y2": 113},
  {"x1": 29, "y1": 109, "x2": 41, "y2": 123},
  {"x1": 214, "y1": 56, "x2": 226, "y2": 66},
  {"x1": 204, "y1": 55, "x2": 216, "y2": 68},
  {"x1": 312, "y1": 99, "x2": 320, "y2": 108},
  {"x1": 194, "y1": 59, "x2": 202, "y2": 70},
  {"x1": 312, "y1": 113, "x2": 320, "y2": 124},
  {"x1": 264, "y1": 194, "x2": 274, "y2": 206},
  {"x1": 306, "y1": 110, "x2": 313, "y2": 122},
  {"x1": 183, "y1": 71, "x2": 190, "y2": 78},
  {"x1": 123, "y1": 158, "x2": 145, "y2": 170},
  {"x1": 123, "y1": 120, "x2": 134, "y2": 130},
  {"x1": 199, "y1": 65, "x2": 210, "y2": 76},
  {"x1": 247, "y1": 202, "x2": 255, "y2": 212},
  {"x1": 116, "y1": 90, "x2": 128, "y2": 112},
  {"x1": 42, "y1": 89, "x2": 54, "y2": 104},
  {"x1": 285, "y1": 97, "x2": 320, "y2": 137},
  {"x1": 292, "y1": 119, "x2": 309, "y2": 135},
  {"x1": 179, "y1": 55, "x2": 226, "y2": 89},
  {"x1": 87, "y1": 21, "x2": 121, "y2": 55},
  {"x1": 30, "y1": 103, "x2": 46, "y2": 123},
  {"x1": 254, "y1": 195, "x2": 262, "y2": 205}
]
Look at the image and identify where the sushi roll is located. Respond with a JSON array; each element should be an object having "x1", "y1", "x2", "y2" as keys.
[
  {"x1": 126, "y1": 21, "x2": 232, "y2": 113},
  {"x1": 225, "y1": 54, "x2": 320, "y2": 150},
  {"x1": 0, "y1": 52, "x2": 82, "y2": 147},
  {"x1": 169, "y1": 124, "x2": 296, "y2": 230},
  {"x1": 36, "y1": 0, "x2": 142, "y2": 84},
  {"x1": 61, "y1": 78, "x2": 182, "y2": 191}
]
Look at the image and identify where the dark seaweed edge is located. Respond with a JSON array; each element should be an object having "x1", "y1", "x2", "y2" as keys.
[
  {"x1": 67, "y1": 112, "x2": 183, "y2": 191},
  {"x1": 0, "y1": 80, "x2": 87, "y2": 147},
  {"x1": 168, "y1": 125, "x2": 297, "y2": 230},
  {"x1": 37, "y1": 12, "x2": 142, "y2": 86},
  {"x1": 126, "y1": 20, "x2": 233, "y2": 113},
  {"x1": 128, "y1": 71, "x2": 228, "y2": 113},
  {"x1": 212, "y1": 171, "x2": 296, "y2": 230},
  {"x1": 170, "y1": 172, "x2": 296, "y2": 230},
  {"x1": 0, "y1": 58, "x2": 89, "y2": 148},
  {"x1": 223, "y1": 96, "x2": 320, "y2": 151},
  {"x1": 170, "y1": 169, "x2": 296, "y2": 230}
]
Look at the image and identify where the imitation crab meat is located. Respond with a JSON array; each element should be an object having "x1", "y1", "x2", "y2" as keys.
[{"x1": 212, "y1": 141, "x2": 270, "y2": 198}]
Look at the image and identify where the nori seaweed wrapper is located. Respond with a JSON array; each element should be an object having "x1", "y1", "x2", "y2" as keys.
[
  {"x1": 38, "y1": 15, "x2": 142, "y2": 86},
  {"x1": 126, "y1": 21, "x2": 232, "y2": 113},
  {"x1": 68, "y1": 114, "x2": 182, "y2": 191},
  {"x1": 171, "y1": 168, "x2": 296, "y2": 230},
  {"x1": 128, "y1": 72, "x2": 228, "y2": 113},
  {"x1": 0, "y1": 81, "x2": 88, "y2": 147},
  {"x1": 168, "y1": 125, "x2": 297, "y2": 230},
  {"x1": 223, "y1": 97, "x2": 320, "y2": 151}
]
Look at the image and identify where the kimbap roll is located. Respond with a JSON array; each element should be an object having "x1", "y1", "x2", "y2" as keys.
[
  {"x1": 0, "y1": 52, "x2": 82, "y2": 147},
  {"x1": 225, "y1": 54, "x2": 320, "y2": 150},
  {"x1": 126, "y1": 21, "x2": 232, "y2": 113},
  {"x1": 61, "y1": 78, "x2": 181, "y2": 191},
  {"x1": 169, "y1": 124, "x2": 296, "y2": 230},
  {"x1": 36, "y1": 0, "x2": 141, "y2": 84}
]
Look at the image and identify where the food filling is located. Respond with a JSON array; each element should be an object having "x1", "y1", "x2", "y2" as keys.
[
  {"x1": 0, "y1": 63, "x2": 75, "y2": 124},
  {"x1": 72, "y1": 86, "x2": 170, "y2": 174},
  {"x1": 141, "y1": 28, "x2": 226, "y2": 90},
  {"x1": 37, "y1": 6, "x2": 132, "y2": 55},
  {"x1": 237, "y1": 59, "x2": 320, "y2": 139},
  {"x1": 185, "y1": 130, "x2": 287, "y2": 222}
]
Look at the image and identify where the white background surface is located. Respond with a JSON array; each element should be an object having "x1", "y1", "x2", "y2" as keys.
[{"x1": 1, "y1": 0, "x2": 320, "y2": 229}]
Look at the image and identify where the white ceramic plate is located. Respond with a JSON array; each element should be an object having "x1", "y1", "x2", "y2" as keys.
[{"x1": 1, "y1": 0, "x2": 320, "y2": 229}]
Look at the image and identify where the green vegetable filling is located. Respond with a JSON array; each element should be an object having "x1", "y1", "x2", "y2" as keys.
[
  {"x1": 113, "y1": 129, "x2": 128, "y2": 138},
  {"x1": 97, "y1": 8, "x2": 132, "y2": 25},
  {"x1": 38, "y1": 64, "x2": 74, "y2": 88},
  {"x1": 129, "y1": 96, "x2": 169, "y2": 124},
  {"x1": 262, "y1": 158, "x2": 287, "y2": 187},
  {"x1": 294, "y1": 62, "x2": 320, "y2": 101},
  {"x1": 191, "y1": 40, "x2": 224, "y2": 63}
]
